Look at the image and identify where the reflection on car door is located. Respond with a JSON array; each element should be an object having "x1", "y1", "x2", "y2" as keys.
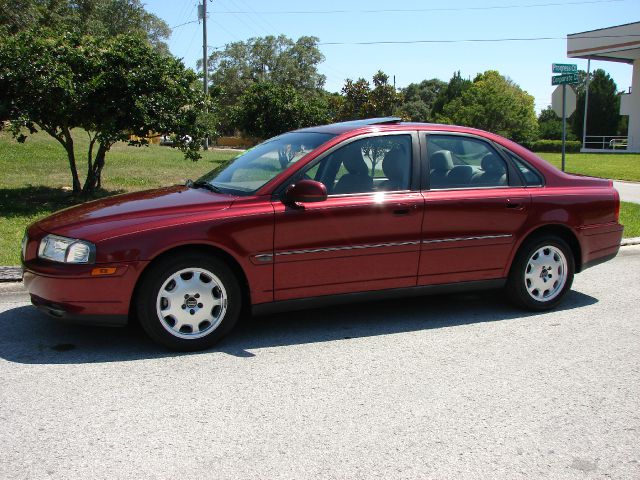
[
  {"x1": 272, "y1": 133, "x2": 424, "y2": 301},
  {"x1": 419, "y1": 133, "x2": 531, "y2": 286}
]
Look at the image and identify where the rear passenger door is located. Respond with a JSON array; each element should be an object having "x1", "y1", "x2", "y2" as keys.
[{"x1": 419, "y1": 133, "x2": 531, "y2": 286}]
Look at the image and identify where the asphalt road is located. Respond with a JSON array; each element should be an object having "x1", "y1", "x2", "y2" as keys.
[{"x1": 1, "y1": 247, "x2": 639, "y2": 480}]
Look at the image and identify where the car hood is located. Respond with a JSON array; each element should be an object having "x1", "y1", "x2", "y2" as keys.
[{"x1": 34, "y1": 185, "x2": 234, "y2": 242}]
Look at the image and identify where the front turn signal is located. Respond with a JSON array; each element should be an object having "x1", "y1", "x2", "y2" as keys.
[{"x1": 91, "y1": 267, "x2": 117, "y2": 276}]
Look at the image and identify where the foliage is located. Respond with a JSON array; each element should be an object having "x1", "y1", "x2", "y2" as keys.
[
  {"x1": 205, "y1": 35, "x2": 325, "y2": 132},
  {"x1": 0, "y1": 0, "x2": 171, "y2": 53},
  {"x1": 531, "y1": 140, "x2": 581, "y2": 153},
  {"x1": 398, "y1": 79, "x2": 447, "y2": 121},
  {"x1": 234, "y1": 82, "x2": 331, "y2": 139},
  {"x1": 537, "y1": 106, "x2": 577, "y2": 141},
  {"x1": 336, "y1": 71, "x2": 402, "y2": 121},
  {"x1": 431, "y1": 71, "x2": 472, "y2": 118},
  {"x1": 0, "y1": 30, "x2": 207, "y2": 196},
  {"x1": 571, "y1": 69, "x2": 621, "y2": 140},
  {"x1": 438, "y1": 70, "x2": 538, "y2": 143}
]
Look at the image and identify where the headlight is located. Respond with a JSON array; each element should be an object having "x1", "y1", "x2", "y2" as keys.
[{"x1": 37, "y1": 234, "x2": 95, "y2": 264}]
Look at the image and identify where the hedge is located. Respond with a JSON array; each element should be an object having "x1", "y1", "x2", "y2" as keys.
[{"x1": 531, "y1": 140, "x2": 582, "y2": 153}]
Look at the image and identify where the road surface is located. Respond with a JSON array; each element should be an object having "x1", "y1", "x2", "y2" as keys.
[{"x1": 1, "y1": 247, "x2": 639, "y2": 479}]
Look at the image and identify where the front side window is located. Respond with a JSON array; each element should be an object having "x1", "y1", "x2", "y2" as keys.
[
  {"x1": 304, "y1": 135, "x2": 412, "y2": 195},
  {"x1": 196, "y1": 132, "x2": 335, "y2": 195},
  {"x1": 427, "y1": 135, "x2": 509, "y2": 189}
]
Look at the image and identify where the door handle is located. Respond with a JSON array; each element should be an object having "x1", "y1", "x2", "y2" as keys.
[
  {"x1": 393, "y1": 208, "x2": 410, "y2": 215},
  {"x1": 505, "y1": 200, "x2": 525, "y2": 210}
]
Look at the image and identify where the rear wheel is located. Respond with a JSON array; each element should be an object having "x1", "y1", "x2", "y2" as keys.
[
  {"x1": 507, "y1": 235, "x2": 575, "y2": 310},
  {"x1": 136, "y1": 253, "x2": 242, "y2": 351}
]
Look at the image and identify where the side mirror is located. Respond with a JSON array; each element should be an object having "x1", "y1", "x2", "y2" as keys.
[{"x1": 284, "y1": 179, "x2": 327, "y2": 205}]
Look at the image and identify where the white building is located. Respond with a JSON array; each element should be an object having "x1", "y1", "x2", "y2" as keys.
[{"x1": 567, "y1": 21, "x2": 640, "y2": 152}]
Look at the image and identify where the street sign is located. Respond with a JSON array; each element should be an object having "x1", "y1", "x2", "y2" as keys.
[
  {"x1": 552, "y1": 73, "x2": 579, "y2": 85},
  {"x1": 552, "y1": 85, "x2": 576, "y2": 118},
  {"x1": 552, "y1": 63, "x2": 578, "y2": 74}
]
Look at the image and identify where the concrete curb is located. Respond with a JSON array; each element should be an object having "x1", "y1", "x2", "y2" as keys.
[
  {"x1": 2, "y1": 238, "x2": 639, "y2": 283},
  {"x1": 621, "y1": 236, "x2": 640, "y2": 246}
]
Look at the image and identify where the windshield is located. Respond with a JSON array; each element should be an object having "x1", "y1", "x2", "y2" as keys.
[{"x1": 196, "y1": 132, "x2": 335, "y2": 195}]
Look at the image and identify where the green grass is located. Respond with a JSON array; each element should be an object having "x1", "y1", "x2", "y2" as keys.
[
  {"x1": 1, "y1": 131, "x2": 639, "y2": 265},
  {"x1": 0, "y1": 130, "x2": 238, "y2": 265},
  {"x1": 536, "y1": 152, "x2": 640, "y2": 182},
  {"x1": 620, "y1": 202, "x2": 640, "y2": 238}
]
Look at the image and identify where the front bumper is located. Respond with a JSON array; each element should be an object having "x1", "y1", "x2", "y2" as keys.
[{"x1": 22, "y1": 260, "x2": 148, "y2": 325}]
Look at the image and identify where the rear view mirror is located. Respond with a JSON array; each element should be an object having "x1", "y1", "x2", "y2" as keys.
[{"x1": 284, "y1": 179, "x2": 327, "y2": 204}]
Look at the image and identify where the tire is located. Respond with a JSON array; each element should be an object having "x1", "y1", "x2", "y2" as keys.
[
  {"x1": 507, "y1": 235, "x2": 575, "y2": 311},
  {"x1": 136, "y1": 253, "x2": 242, "y2": 351}
]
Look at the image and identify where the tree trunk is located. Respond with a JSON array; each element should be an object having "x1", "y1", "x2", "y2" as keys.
[
  {"x1": 81, "y1": 143, "x2": 107, "y2": 197},
  {"x1": 42, "y1": 125, "x2": 81, "y2": 194}
]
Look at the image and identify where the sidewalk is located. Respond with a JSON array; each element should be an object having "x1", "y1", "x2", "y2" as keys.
[{"x1": 614, "y1": 181, "x2": 640, "y2": 204}]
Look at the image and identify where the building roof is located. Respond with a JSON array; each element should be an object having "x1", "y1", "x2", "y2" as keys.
[{"x1": 567, "y1": 21, "x2": 640, "y2": 64}]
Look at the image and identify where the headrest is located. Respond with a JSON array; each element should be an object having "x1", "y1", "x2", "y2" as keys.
[
  {"x1": 430, "y1": 150, "x2": 454, "y2": 171},
  {"x1": 339, "y1": 144, "x2": 369, "y2": 176},
  {"x1": 481, "y1": 153, "x2": 505, "y2": 174},
  {"x1": 382, "y1": 147, "x2": 409, "y2": 181}
]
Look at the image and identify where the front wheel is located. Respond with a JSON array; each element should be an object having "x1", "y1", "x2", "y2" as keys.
[
  {"x1": 136, "y1": 254, "x2": 242, "y2": 351},
  {"x1": 507, "y1": 235, "x2": 575, "y2": 311}
]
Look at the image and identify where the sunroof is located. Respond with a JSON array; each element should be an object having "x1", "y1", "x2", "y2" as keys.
[{"x1": 330, "y1": 117, "x2": 401, "y2": 127}]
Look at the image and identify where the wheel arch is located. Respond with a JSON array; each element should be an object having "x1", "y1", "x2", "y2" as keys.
[
  {"x1": 130, "y1": 243, "x2": 251, "y2": 319},
  {"x1": 510, "y1": 224, "x2": 583, "y2": 274}
]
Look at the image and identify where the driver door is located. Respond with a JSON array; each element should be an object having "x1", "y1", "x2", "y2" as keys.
[{"x1": 271, "y1": 132, "x2": 424, "y2": 301}]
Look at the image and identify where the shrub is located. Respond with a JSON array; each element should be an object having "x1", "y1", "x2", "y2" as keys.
[{"x1": 531, "y1": 140, "x2": 582, "y2": 153}]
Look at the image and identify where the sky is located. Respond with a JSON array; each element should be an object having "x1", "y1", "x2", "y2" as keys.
[{"x1": 145, "y1": 0, "x2": 640, "y2": 113}]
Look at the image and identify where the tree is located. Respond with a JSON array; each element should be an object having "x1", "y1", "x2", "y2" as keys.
[
  {"x1": 205, "y1": 35, "x2": 325, "y2": 115},
  {"x1": 0, "y1": 0, "x2": 171, "y2": 53},
  {"x1": 537, "y1": 106, "x2": 563, "y2": 140},
  {"x1": 440, "y1": 70, "x2": 538, "y2": 143},
  {"x1": 0, "y1": 30, "x2": 207, "y2": 196},
  {"x1": 571, "y1": 69, "x2": 621, "y2": 140},
  {"x1": 336, "y1": 71, "x2": 401, "y2": 121},
  {"x1": 398, "y1": 79, "x2": 447, "y2": 121},
  {"x1": 234, "y1": 82, "x2": 331, "y2": 139},
  {"x1": 431, "y1": 71, "x2": 472, "y2": 118}
]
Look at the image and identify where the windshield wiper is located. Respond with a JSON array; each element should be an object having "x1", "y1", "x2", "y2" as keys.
[{"x1": 186, "y1": 179, "x2": 222, "y2": 193}]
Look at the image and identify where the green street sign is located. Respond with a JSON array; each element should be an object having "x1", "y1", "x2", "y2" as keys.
[
  {"x1": 552, "y1": 63, "x2": 577, "y2": 74},
  {"x1": 552, "y1": 73, "x2": 579, "y2": 85}
]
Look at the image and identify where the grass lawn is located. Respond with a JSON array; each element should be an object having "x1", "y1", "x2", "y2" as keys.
[
  {"x1": 620, "y1": 202, "x2": 640, "y2": 239},
  {"x1": 1, "y1": 130, "x2": 238, "y2": 265},
  {"x1": 1, "y1": 131, "x2": 639, "y2": 265},
  {"x1": 536, "y1": 152, "x2": 640, "y2": 182}
]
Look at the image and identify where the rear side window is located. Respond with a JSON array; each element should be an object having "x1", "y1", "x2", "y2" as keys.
[
  {"x1": 501, "y1": 149, "x2": 544, "y2": 186},
  {"x1": 427, "y1": 135, "x2": 508, "y2": 189}
]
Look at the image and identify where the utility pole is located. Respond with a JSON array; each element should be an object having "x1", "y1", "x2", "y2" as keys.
[
  {"x1": 582, "y1": 59, "x2": 591, "y2": 151},
  {"x1": 199, "y1": 0, "x2": 209, "y2": 149}
]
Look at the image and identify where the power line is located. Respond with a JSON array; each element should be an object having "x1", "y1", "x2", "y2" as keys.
[
  {"x1": 207, "y1": 33, "x2": 640, "y2": 50},
  {"x1": 212, "y1": 0, "x2": 624, "y2": 15},
  {"x1": 172, "y1": 19, "x2": 199, "y2": 29}
]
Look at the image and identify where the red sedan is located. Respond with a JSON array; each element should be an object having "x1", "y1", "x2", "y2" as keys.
[{"x1": 22, "y1": 118, "x2": 623, "y2": 350}]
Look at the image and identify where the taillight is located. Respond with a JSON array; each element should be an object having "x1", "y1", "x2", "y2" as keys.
[{"x1": 614, "y1": 188, "x2": 621, "y2": 222}]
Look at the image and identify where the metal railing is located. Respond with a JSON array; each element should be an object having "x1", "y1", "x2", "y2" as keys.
[{"x1": 583, "y1": 135, "x2": 629, "y2": 150}]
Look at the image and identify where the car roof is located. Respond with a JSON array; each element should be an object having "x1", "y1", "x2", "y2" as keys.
[{"x1": 296, "y1": 117, "x2": 490, "y2": 137}]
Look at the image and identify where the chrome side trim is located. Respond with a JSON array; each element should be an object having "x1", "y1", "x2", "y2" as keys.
[
  {"x1": 276, "y1": 241, "x2": 421, "y2": 257},
  {"x1": 423, "y1": 234, "x2": 512, "y2": 244}
]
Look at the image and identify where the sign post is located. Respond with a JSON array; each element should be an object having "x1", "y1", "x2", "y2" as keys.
[{"x1": 551, "y1": 63, "x2": 578, "y2": 171}]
